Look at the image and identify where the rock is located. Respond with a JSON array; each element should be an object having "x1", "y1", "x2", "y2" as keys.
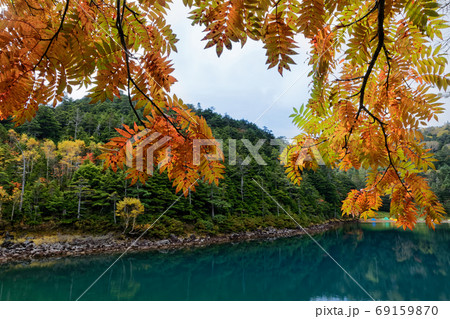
[
  {"x1": 23, "y1": 240, "x2": 35, "y2": 247},
  {"x1": 156, "y1": 239, "x2": 170, "y2": 246},
  {"x1": 169, "y1": 234, "x2": 178, "y2": 242},
  {"x1": 71, "y1": 239, "x2": 82, "y2": 245},
  {"x1": 1, "y1": 240, "x2": 13, "y2": 249},
  {"x1": 4, "y1": 232, "x2": 14, "y2": 241},
  {"x1": 14, "y1": 244, "x2": 23, "y2": 250},
  {"x1": 229, "y1": 233, "x2": 239, "y2": 240}
]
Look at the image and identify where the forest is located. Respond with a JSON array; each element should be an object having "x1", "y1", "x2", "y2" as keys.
[
  {"x1": 0, "y1": 96, "x2": 448, "y2": 238},
  {"x1": 2, "y1": 0, "x2": 449, "y2": 231}
]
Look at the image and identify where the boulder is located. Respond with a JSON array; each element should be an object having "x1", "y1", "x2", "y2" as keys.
[
  {"x1": 156, "y1": 239, "x2": 170, "y2": 246},
  {"x1": 1, "y1": 240, "x2": 13, "y2": 249}
]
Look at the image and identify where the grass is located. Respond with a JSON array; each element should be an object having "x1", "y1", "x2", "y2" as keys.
[{"x1": 0, "y1": 232, "x2": 116, "y2": 246}]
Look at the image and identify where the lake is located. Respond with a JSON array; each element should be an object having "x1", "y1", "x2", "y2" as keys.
[{"x1": 0, "y1": 222, "x2": 449, "y2": 301}]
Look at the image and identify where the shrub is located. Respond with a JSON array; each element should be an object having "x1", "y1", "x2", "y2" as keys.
[{"x1": 195, "y1": 219, "x2": 218, "y2": 235}]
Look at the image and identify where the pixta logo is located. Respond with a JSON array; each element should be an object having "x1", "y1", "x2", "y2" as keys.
[
  {"x1": 126, "y1": 129, "x2": 172, "y2": 176},
  {"x1": 125, "y1": 130, "x2": 325, "y2": 175}
]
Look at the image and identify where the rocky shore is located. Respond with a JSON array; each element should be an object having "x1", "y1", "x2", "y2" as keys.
[{"x1": 0, "y1": 220, "x2": 348, "y2": 264}]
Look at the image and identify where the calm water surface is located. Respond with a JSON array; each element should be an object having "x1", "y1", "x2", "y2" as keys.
[{"x1": 0, "y1": 223, "x2": 449, "y2": 301}]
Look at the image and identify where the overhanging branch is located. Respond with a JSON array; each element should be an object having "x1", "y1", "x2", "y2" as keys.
[
  {"x1": 33, "y1": 0, "x2": 70, "y2": 71},
  {"x1": 340, "y1": 0, "x2": 408, "y2": 193},
  {"x1": 337, "y1": 2, "x2": 379, "y2": 28},
  {"x1": 115, "y1": 0, "x2": 186, "y2": 138}
]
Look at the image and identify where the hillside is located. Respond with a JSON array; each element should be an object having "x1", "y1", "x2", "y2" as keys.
[
  {"x1": 0, "y1": 97, "x2": 448, "y2": 236},
  {"x1": 422, "y1": 124, "x2": 450, "y2": 214},
  {"x1": 0, "y1": 97, "x2": 361, "y2": 236}
]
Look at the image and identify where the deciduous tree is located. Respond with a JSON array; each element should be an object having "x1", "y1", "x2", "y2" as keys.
[
  {"x1": 42, "y1": 139, "x2": 57, "y2": 180},
  {"x1": 57, "y1": 140, "x2": 85, "y2": 180},
  {"x1": 9, "y1": 131, "x2": 41, "y2": 212},
  {"x1": 116, "y1": 197, "x2": 144, "y2": 233}
]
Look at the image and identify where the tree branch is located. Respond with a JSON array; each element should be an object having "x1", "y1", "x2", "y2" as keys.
[
  {"x1": 334, "y1": 76, "x2": 364, "y2": 82},
  {"x1": 125, "y1": 4, "x2": 144, "y2": 24},
  {"x1": 383, "y1": 44, "x2": 391, "y2": 90},
  {"x1": 376, "y1": 117, "x2": 410, "y2": 194},
  {"x1": 33, "y1": 0, "x2": 70, "y2": 71},
  {"x1": 115, "y1": 0, "x2": 186, "y2": 138},
  {"x1": 343, "y1": 0, "x2": 385, "y2": 150},
  {"x1": 357, "y1": 0, "x2": 385, "y2": 121},
  {"x1": 337, "y1": 2, "x2": 378, "y2": 28}
]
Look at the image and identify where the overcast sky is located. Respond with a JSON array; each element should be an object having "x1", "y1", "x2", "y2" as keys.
[
  {"x1": 165, "y1": 4, "x2": 316, "y2": 139},
  {"x1": 166, "y1": 3, "x2": 450, "y2": 138},
  {"x1": 70, "y1": 2, "x2": 450, "y2": 138}
]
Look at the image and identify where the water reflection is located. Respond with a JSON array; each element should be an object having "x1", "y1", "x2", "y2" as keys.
[{"x1": 0, "y1": 223, "x2": 448, "y2": 300}]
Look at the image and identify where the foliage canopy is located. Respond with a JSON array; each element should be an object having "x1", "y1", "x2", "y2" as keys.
[{"x1": 0, "y1": 0, "x2": 449, "y2": 229}]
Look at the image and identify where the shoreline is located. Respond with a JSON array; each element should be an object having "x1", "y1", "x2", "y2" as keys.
[
  {"x1": 0, "y1": 220, "x2": 351, "y2": 265},
  {"x1": 359, "y1": 218, "x2": 450, "y2": 224}
]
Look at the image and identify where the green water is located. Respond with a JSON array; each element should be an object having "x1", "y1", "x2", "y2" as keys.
[{"x1": 0, "y1": 223, "x2": 449, "y2": 301}]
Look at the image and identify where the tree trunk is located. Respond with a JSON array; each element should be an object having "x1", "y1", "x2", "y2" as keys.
[
  {"x1": 113, "y1": 199, "x2": 117, "y2": 224},
  {"x1": 240, "y1": 174, "x2": 244, "y2": 202},
  {"x1": 211, "y1": 184, "x2": 214, "y2": 218},
  {"x1": 11, "y1": 201, "x2": 15, "y2": 221},
  {"x1": 77, "y1": 186, "x2": 82, "y2": 219},
  {"x1": 123, "y1": 217, "x2": 129, "y2": 234},
  {"x1": 261, "y1": 181, "x2": 264, "y2": 215},
  {"x1": 123, "y1": 207, "x2": 129, "y2": 234},
  {"x1": 74, "y1": 118, "x2": 78, "y2": 140},
  {"x1": 46, "y1": 157, "x2": 49, "y2": 180},
  {"x1": 74, "y1": 108, "x2": 82, "y2": 140},
  {"x1": 19, "y1": 153, "x2": 26, "y2": 212},
  {"x1": 189, "y1": 189, "x2": 192, "y2": 206}
]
